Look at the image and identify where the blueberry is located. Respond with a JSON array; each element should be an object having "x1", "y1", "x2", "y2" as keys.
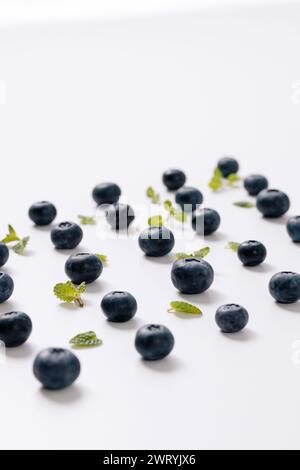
[
  {"x1": 0, "y1": 273, "x2": 14, "y2": 303},
  {"x1": 162, "y1": 169, "x2": 186, "y2": 191},
  {"x1": 101, "y1": 291, "x2": 137, "y2": 322},
  {"x1": 33, "y1": 348, "x2": 81, "y2": 390},
  {"x1": 191, "y1": 208, "x2": 221, "y2": 236},
  {"x1": 287, "y1": 216, "x2": 300, "y2": 242},
  {"x1": 135, "y1": 324, "x2": 174, "y2": 361},
  {"x1": 256, "y1": 189, "x2": 290, "y2": 218},
  {"x1": 215, "y1": 304, "x2": 249, "y2": 333},
  {"x1": 269, "y1": 271, "x2": 300, "y2": 304},
  {"x1": 171, "y1": 258, "x2": 214, "y2": 294},
  {"x1": 51, "y1": 222, "x2": 83, "y2": 249},
  {"x1": 138, "y1": 226, "x2": 175, "y2": 257},
  {"x1": 28, "y1": 201, "x2": 57, "y2": 226},
  {"x1": 0, "y1": 243, "x2": 9, "y2": 268},
  {"x1": 105, "y1": 203, "x2": 135, "y2": 230},
  {"x1": 92, "y1": 182, "x2": 121, "y2": 206},
  {"x1": 175, "y1": 186, "x2": 203, "y2": 212},
  {"x1": 237, "y1": 240, "x2": 267, "y2": 266},
  {"x1": 244, "y1": 174, "x2": 268, "y2": 196},
  {"x1": 0, "y1": 311, "x2": 32, "y2": 347},
  {"x1": 218, "y1": 157, "x2": 239, "y2": 177},
  {"x1": 65, "y1": 253, "x2": 103, "y2": 284}
]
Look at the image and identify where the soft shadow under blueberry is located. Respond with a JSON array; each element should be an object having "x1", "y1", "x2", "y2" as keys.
[
  {"x1": 144, "y1": 253, "x2": 175, "y2": 265},
  {"x1": 85, "y1": 279, "x2": 110, "y2": 294},
  {"x1": 263, "y1": 214, "x2": 289, "y2": 226},
  {"x1": 221, "y1": 328, "x2": 258, "y2": 342},
  {"x1": 0, "y1": 300, "x2": 20, "y2": 313},
  {"x1": 32, "y1": 225, "x2": 53, "y2": 233},
  {"x1": 39, "y1": 384, "x2": 84, "y2": 404},
  {"x1": 105, "y1": 317, "x2": 142, "y2": 331},
  {"x1": 140, "y1": 355, "x2": 182, "y2": 373},
  {"x1": 242, "y1": 262, "x2": 275, "y2": 273},
  {"x1": 178, "y1": 288, "x2": 225, "y2": 305},
  {"x1": 6, "y1": 342, "x2": 35, "y2": 359},
  {"x1": 275, "y1": 302, "x2": 300, "y2": 314},
  {"x1": 204, "y1": 231, "x2": 228, "y2": 242}
]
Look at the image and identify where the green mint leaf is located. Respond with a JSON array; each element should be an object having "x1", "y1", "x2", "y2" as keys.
[
  {"x1": 148, "y1": 215, "x2": 163, "y2": 227},
  {"x1": 226, "y1": 241, "x2": 240, "y2": 252},
  {"x1": 233, "y1": 201, "x2": 254, "y2": 208},
  {"x1": 227, "y1": 173, "x2": 239, "y2": 186},
  {"x1": 12, "y1": 236, "x2": 30, "y2": 255},
  {"x1": 78, "y1": 215, "x2": 96, "y2": 225},
  {"x1": 208, "y1": 167, "x2": 223, "y2": 191},
  {"x1": 1, "y1": 224, "x2": 20, "y2": 243},
  {"x1": 95, "y1": 254, "x2": 108, "y2": 266},
  {"x1": 168, "y1": 301, "x2": 202, "y2": 315},
  {"x1": 173, "y1": 208, "x2": 187, "y2": 223},
  {"x1": 69, "y1": 331, "x2": 102, "y2": 348},
  {"x1": 146, "y1": 187, "x2": 160, "y2": 204},
  {"x1": 164, "y1": 200, "x2": 186, "y2": 223},
  {"x1": 193, "y1": 246, "x2": 210, "y2": 258},
  {"x1": 53, "y1": 281, "x2": 86, "y2": 307},
  {"x1": 164, "y1": 200, "x2": 172, "y2": 210},
  {"x1": 175, "y1": 246, "x2": 210, "y2": 260},
  {"x1": 175, "y1": 252, "x2": 189, "y2": 260}
]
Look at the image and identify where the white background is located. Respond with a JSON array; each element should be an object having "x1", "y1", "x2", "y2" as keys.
[{"x1": 1, "y1": 1, "x2": 300, "y2": 450}]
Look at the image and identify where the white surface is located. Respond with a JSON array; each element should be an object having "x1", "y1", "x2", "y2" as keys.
[
  {"x1": 0, "y1": 0, "x2": 287, "y2": 25},
  {"x1": 1, "y1": 4, "x2": 300, "y2": 450}
]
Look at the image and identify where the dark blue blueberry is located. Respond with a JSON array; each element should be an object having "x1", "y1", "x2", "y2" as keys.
[
  {"x1": 0, "y1": 243, "x2": 9, "y2": 268},
  {"x1": 33, "y1": 348, "x2": 81, "y2": 390},
  {"x1": 244, "y1": 174, "x2": 268, "y2": 196},
  {"x1": 0, "y1": 272, "x2": 14, "y2": 303},
  {"x1": 171, "y1": 258, "x2": 214, "y2": 294},
  {"x1": 218, "y1": 157, "x2": 239, "y2": 177},
  {"x1": 256, "y1": 189, "x2": 290, "y2": 218},
  {"x1": 175, "y1": 186, "x2": 203, "y2": 212},
  {"x1": 101, "y1": 291, "x2": 137, "y2": 322},
  {"x1": 0, "y1": 311, "x2": 32, "y2": 347},
  {"x1": 237, "y1": 240, "x2": 267, "y2": 267},
  {"x1": 65, "y1": 253, "x2": 103, "y2": 285},
  {"x1": 269, "y1": 271, "x2": 300, "y2": 304},
  {"x1": 191, "y1": 208, "x2": 221, "y2": 236},
  {"x1": 162, "y1": 169, "x2": 186, "y2": 191},
  {"x1": 138, "y1": 226, "x2": 175, "y2": 257},
  {"x1": 135, "y1": 324, "x2": 174, "y2": 361},
  {"x1": 215, "y1": 304, "x2": 249, "y2": 333},
  {"x1": 92, "y1": 182, "x2": 121, "y2": 206},
  {"x1": 287, "y1": 216, "x2": 300, "y2": 242},
  {"x1": 51, "y1": 222, "x2": 83, "y2": 249},
  {"x1": 105, "y1": 203, "x2": 135, "y2": 230},
  {"x1": 28, "y1": 201, "x2": 57, "y2": 226}
]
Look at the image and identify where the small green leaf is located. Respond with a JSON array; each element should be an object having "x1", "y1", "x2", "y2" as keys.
[
  {"x1": 164, "y1": 200, "x2": 173, "y2": 210},
  {"x1": 164, "y1": 200, "x2": 187, "y2": 223},
  {"x1": 12, "y1": 236, "x2": 30, "y2": 255},
  {"x1": 233, "y1": 201, "x2": 254, "y2": 208},
  {"x1": 208, "y1": 167, "x2": 223, "y2": 191},
  {"x1": 69, "y1": 331, "x2": 102, "y2": 348},
  {"x1": 227, "y1": 173, "x2": 239, "y2": 186},
  {"x1": 1, "y1": 225, "x2": 20, "y2": 243},
  {"x1": 175, "y1": 246, "x2": 210, "y2": 260},
  {"x1": 146, "y1": 187, "x2": 160, "y2": 204},
  {"x1": 168, "y1": 301, "x2": 202, "y2": 315},
  {"x1": 78, "y1": 215, "x2": 96, "y2": 225},
  {"x1": 95, "y1": 254, "x2": 108, "y2": 266},
  {"x1": 193, "y1": 246, "x2": 210, "y2": 258},
  {"x1": 226, "y1": 242, "x2": 240, "y2": 252},
  {"x1": 148, "y1": 215, "x2": 163, "y2": 227},
  {"x1": 53, "y1": 281, "x2": 86, "y2": 307},
  {"x1": 173, "y1": 208, "x2": 187, "y2": 223}
]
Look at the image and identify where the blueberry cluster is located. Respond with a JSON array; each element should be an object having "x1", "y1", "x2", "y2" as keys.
[{"x1": 1, "y1": 158, "x2": 299, "y2": 392}]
